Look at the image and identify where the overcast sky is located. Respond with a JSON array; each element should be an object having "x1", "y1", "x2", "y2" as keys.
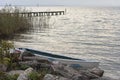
[{"x1": 0, "y1": 0, "x2": 120, "y2": 6}]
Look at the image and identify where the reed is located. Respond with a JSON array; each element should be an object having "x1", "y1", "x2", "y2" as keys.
[{"x1": 0, "y1": 5, "x2": 32, "y2": 39}]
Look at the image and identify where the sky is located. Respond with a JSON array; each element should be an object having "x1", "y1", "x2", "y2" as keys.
[{"x1": 0, "y1": 0, "x2": 120, "y2": 6}]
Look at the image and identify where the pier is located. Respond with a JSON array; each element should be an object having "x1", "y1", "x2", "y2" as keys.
[{"x1": 0, "y1": 11, "x2": 65, "y2": 17}]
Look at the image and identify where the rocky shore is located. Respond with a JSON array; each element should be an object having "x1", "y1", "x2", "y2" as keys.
[{"x1": 0, "y1": 54, "x2": 105, "y2": 80}]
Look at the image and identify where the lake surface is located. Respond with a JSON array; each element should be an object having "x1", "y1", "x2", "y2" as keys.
[{"x1": 12, "y1": 6, "x2": 120, "y2": 80}]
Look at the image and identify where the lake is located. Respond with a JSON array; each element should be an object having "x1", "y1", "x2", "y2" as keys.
[{"x1": 11, "y1": 6, "x2": 120, "y2": 80}]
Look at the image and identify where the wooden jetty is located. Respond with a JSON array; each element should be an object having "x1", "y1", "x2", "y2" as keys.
[{"x1": 0, "y1": 11, "x2": 65, "y2": 17}]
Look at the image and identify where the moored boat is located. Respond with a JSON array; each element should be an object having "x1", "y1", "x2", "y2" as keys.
[{"x1": 17, "y1": 48, "x2": 99, "y2": 69}]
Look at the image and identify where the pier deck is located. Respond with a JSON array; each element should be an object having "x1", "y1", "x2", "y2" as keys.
[{"x1": 0, "y1": 11, "x2": 65, "y2": 17}]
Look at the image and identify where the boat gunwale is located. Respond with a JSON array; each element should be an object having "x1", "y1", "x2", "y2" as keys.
[
  {"x1": 24, "y1": 48, "x2": 83, "y2": 60},
  {"x1": 18, "y1": 48, "x2": 99, "y2": 63}
]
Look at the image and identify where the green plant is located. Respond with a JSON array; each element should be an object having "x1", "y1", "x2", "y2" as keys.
[
  {"x1": 0, "y1": 71, "x2": 8, "y2": 80},
  {"x1": 19, "y1": 64, "x2": 30, "y2": 70},
  {"x1": 6, "y1": 74, "x2": 19, "y2": 80},
  {"x1": 0, "y1": 40, "x2": 20, "y2": 70},
  {"x1": 0, "y1": 40, "x2": 14, "y2": 63},
  {"x1": 28, "y1": 71, "x2": 41, "y2": 80},
  {"x1": 0, "y1": 71, "x2": 19, "y2": 80},
  {"x1": 3, "y1": 57, "x2": 11, "y2": 66},
  {"x1": 36, "y1": 68, "x2": 52, "y2": 80}
]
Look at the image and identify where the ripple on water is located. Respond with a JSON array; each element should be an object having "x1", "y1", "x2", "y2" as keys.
[{"x1": 13, "y1": 7, "x2": 120, "y2": 79}]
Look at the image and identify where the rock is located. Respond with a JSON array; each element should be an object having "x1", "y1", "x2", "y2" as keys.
[
  {"x1": 72, "y1": 74, "x2": 90, "y2": 80},
  {"x1": 51, "y1": 62, "x2": 105, "y2": 80},
  {"x1": 7, "y1": 70, "x2": 24, "y2": 75},
  {"x1": 24, "y1": 67, "x2": 33, "y2": 74},
  {"x1": 89, "y1": 68, "x2": 104, "y2": 77},
  {"x1": 23, "y1": 56, "x2": 52, "y2": 64},
  {"x1": 0, "y1": 64, "x2": 7, "y2": 72},
  {"x1": 43, "y1": 74, "x2": 70, "y2": 80},
  {"x1": 91, "y1": 76, "x2": 118, "y2": 80},
  {"x1": 79, "y1": 70, "x2": 99, "y2": 79},
  {"x1": 19, "y1": 60, "x2": 51, "y2": 70},
  {"x1": 43, "y1": 74, "x2": 55, "y2": 80},
  {"x1": 17, "y1": 73, "x2": 28, "y2": 80},
  {"x1": 17, "y1": 67, "x2": 33, "y2": 80},
  {"x1": 51, "y1": 62, "x2": 90, "y2": 80},
  {"x1": 19, "y1": 60, "x2": 37, "y2": 65}
]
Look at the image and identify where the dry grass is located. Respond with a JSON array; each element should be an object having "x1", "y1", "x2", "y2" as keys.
[{"x1": 0, "y1": 6, "x2": 32, "y2": 39}]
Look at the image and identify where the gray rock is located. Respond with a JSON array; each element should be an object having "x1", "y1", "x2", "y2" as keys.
[
  {"x1": 17, "y1": 73, "x2": 28, "y2": 80},
  {"x1": 89, "y1": 68, "x2": 104, "y2": 77},
  {"x1": 19, "y1": 60, "x2": 51, "y2": 70},
  {"x1": 91, "y1": 76, "x2": 118, "y2": 80},
  {"x1": 7, "y1": 70, "x2": 24, "y2": 75},
  {"x1": 43, "y1": 74, "x2": 55, "y2": 80},
  {"x1": 43, "y1": 74, "x2": 70, "y2": 80},
  {"x1": 0, "y1": 64, "x2": 7, "y2": 72},
  {"x1": 24, "y1": 67, "x2": 33, "y2": 74},
  {"x1": 79, "y1": 70, "x2": 99, "y2": 79},
  {"x1": 51, "y1": 62, "x2": 90, "y2": 80},
  {"x1": 72, "y1": 74, "x2": 89, "y2": 80},
  {"x1": 17, "y1": 67, "x2": 33, "y2": 80}
]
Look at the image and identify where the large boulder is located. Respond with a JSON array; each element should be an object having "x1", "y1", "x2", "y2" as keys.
[
  {"x1": 51, "y1": 62, "x2": 104, "y2": 80},
  {"x1": 17, "y1": 67, "x2": 33, "y2": 80},
  {"x1": 51, "y1": 62, "x2": 90, "y2": 80}
]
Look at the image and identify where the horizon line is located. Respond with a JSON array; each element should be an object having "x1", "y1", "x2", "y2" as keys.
[{"x1": 0, "y1": 4, "x2": 120, "y2": 7}]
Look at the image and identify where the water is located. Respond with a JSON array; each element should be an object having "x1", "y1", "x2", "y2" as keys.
[{"x1": 12, "y1": 7, "x2": 120, "y2": 80}]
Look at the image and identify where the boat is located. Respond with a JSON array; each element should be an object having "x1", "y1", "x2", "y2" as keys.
[{"x1": 17, "y1": 48, "x2": 99, "y2": 69}]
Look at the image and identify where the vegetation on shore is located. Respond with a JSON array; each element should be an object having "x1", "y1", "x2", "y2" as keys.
[
  {"x1": 0, "y1": 40, "x2": 24, "y2": 70},
  {"x1": 0, "y1": 6, "x2": 51, "y2": 79},
  {"x1": 0, "y1": 40, "x2": 19, "y2": 80},
  {"x1": 0, "y1": 40, "x2": 104, "y2": 80},
  {"x1": 0, "y1": 40, "x2": 50, "y2": 80},
  {"x1": 0, "y1": 5, "x2": 32, "y2": 39}
]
